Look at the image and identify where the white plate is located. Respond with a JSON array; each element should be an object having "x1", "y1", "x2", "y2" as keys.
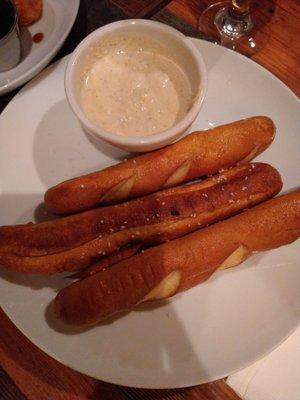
[
  {"x1": 0, "y1": 39, "x2": 299, "y2": 389},
  {"x1": 0, "y1": 0, "x2": 79, "y2": 95}
]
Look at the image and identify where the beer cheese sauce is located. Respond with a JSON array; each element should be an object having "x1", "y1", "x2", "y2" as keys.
[{"x1": 80, "y1": 34, "x2": 193, "y2": 137}]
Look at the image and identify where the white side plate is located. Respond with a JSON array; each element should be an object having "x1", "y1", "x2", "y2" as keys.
[{"x1": 0, "y1": 0, "x2": 79, "y2": 94}]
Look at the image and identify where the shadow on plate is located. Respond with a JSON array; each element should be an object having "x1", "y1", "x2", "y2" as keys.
[
  {"x1": 19, "y1": 27, "x2": 32, "y2": 60},
  {"x1": 45, "y1": 293, "x2": 212, "y2": 387},
  {"x1": 0, "y1": 267, "x2": 67, "y2": 291},
  {"x1": 0, "y1": 193, "x2": 56, "y2": 225},
  {"x1": 33, "y1": 99, "x2": 126, "y2": 188}
]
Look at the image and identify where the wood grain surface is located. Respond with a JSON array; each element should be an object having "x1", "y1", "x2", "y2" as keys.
[
  {"x1": 113, "y1": 0, "x2": 300, "y2": 96},
  {"x1": 0, "y1": 0, "x2": 299, "y2": 399},
  {"x1": 111, "y1": 0, "x2": 171, "y2": 17},
  {"x1": 160, "y1": 0, "x2": 300, "y2": 96}
]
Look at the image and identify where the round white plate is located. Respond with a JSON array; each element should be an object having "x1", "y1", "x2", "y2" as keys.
[
  {"x1": 0, "y1": 0, "x2": 79, "y2": 95},
  {"x1": 0, "y1": 39, "x2": 299, "y2": 389}
]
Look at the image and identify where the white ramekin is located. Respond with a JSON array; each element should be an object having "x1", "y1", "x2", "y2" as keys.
[{"x1": 65, "y1": 19, "x2": 207, "y2": 153}]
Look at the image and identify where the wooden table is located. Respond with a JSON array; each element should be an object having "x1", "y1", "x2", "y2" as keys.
[
  {"x1": 0, "y1": 1, "x2": 299, "y2": 399},
  {"x1": 113, "y1": 0, "x2": 300, "y2": 96}
]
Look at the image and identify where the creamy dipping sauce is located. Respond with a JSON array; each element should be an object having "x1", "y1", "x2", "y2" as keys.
[{"x1": 80, "y1": 35, "x2": 193, "y2": 137}]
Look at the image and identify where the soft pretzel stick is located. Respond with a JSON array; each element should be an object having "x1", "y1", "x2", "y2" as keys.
[
  {"x1": 0, "y1": 163, "x2": 269, "y2": 257},
  {"x1": 0, "y1": 163, "x2": 281, "y2": 274},
  {"x1": 54, "y1": 189, "x2": 300, "y2": 326},
  {"x1": 45, "y1": 116, "x2": 275, "y2": 214},
  {"x1": 69, "y1": 245, "x2": 142, "y2": 279},
  {"x1": 0, "y1": 163, "x2": 276, "y2": 257}
]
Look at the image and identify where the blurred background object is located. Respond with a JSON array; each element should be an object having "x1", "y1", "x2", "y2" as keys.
[
  {"x1": 198, "y1": 0, "x2": 270, "y2": 55},
  {"x1": 14, "y1": 0, "x2": 43, "y2": 26}
]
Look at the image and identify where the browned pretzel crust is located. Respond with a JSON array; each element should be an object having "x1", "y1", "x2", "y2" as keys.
[
  {"x1": 54, "y1": 190, "x2": 300, "y2": 326},
  {"x1": 0, "y1": 163, "x2": 281, "y2": 274},
  {"x1": 45, "y1": 116, "x2": 275, "y2": 214}
]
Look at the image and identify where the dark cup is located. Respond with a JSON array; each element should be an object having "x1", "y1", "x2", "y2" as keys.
[{"x1": 0, "y1": 0, "x2": 21, "y2": 72}]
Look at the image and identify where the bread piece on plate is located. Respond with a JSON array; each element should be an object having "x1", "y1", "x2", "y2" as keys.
[
  {"x1": 54, "y1": 189, "x2": 300, "y2": 326},
  {"x1": 45, "y1": 116, "x2": 275, "y2": 214},
  {"x1": 0, "y1": 163, "x2": 282, "y2": 274}
]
